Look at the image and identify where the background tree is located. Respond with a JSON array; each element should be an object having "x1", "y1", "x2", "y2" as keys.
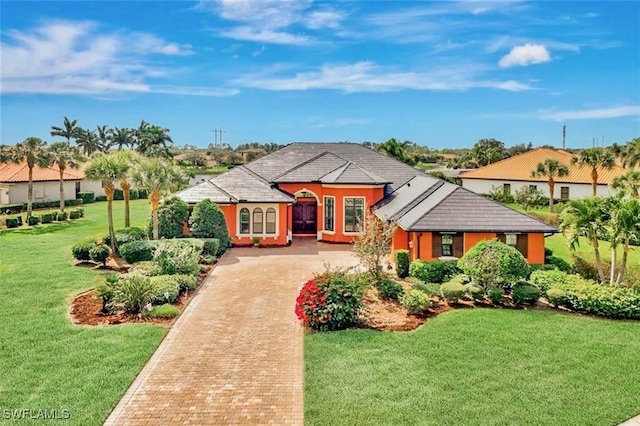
[
  {"x1": 560, "y1": 197, "x2": 608, "y2": 282},
  {"x1": 622, "y1": 137, "x2": 640, "y2": 168},
  {"x1": 84, "y1": 152, "x2": 129, "y2": 254},
  {"x1": 49, "y1": 142, "x2": 85, "y2": 212},
  {"x1": 571, "y1": 148, "x2": 615, "y2": 196},
  {"x1": 108, "y1": 127, "x2": 133, "y2": 151},
  {"x1": 95, "y1": 125, "x2": 111, "y2": 152},
  {"x1": 50, "y1": 116, "x2": 81, "y2": 143},
  {"x1": 114, "y1": 150, "x2": 139, "y2": 228},
  {"x1": 376, "y1": 138, "x2": 414, "y2": 165},
  {"x1": 9, "y1": 137, "x2": 52, "y2": 218},
  {"x1": 137, "y1": 124, "x2": 174, "y2": 158},
  {"x1": 610, "y1": 197, "x2": 640, "y2": 284},
  {"x1": 513, "y1": 185, "x2": 544, "y2": 211},
  {"x1": 353, "y1": 211, "x2": 397, "y2": 285},
  {"x1": 471, "y1": 138, "x2": 508, "y2": 166},
  {"x1": 132, "y1": 158, "x2": 187, "y2": 239},
  {"x1": 531, "y1": 159, "x2": 570, "y2": 212},
  {"x1": 75, "y1": 129, "x2": 102, "y2": 156},
  {"x1": 612, "y1": 170, "x2": 640, "y2": 198}
]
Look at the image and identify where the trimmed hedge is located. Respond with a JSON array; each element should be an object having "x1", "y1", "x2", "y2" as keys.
[
  {"x1": 554, "y1": 276, "x2": 640, "y2": 319},
  {"x1": 41, "y1": 213, "x2": 54, "y2": 224},
  {"x1": 457, "y1": 240, "x2": 527, "y2": 289},
  {"x1": 104, "y1": 227, "x2": 146, "y2": 247},
  {"x1": 410, "y1": 260, "x2": 460, "y2": 283},
  {"x1": 546, "y1": 288, "x2": 567, "y2": 307},
  {"x1": 77, "y1": 191, "x2": 95, "y2": 204},
  {"x1": 148, "y1": 275, "x2": 181, "y2": 304},
  {"x1": 6, "y1": 217, "x2": 21, "y2": 228},
  {"x1": 95, "y1": 195, "x2": 108, "y2": 202},
  {"x1": 400, "y1": 289, "x2": 432, "y2": 314},
  {"x1": 119, "y1": 240, "x2": 156, "y2": 263},
  {"x1": 129, "y1": 189, "x2": 140, "y2": 200},
  {"x1": 441, "y1": 280, "x2": 466, "y2": 303},
  {"x1": 530, "y1": 269, "x2": 570, "y2": 293},
  {"x1": 201, "y1": 238, "x2": 220, "y2": 256},
  {"x1": 55, "y1": 211, "x2": 68, "y2": 221},
  {"x1": 69, "y1": 210, "x2": 82, "y2": 219},
  {"x1": 72, "y1": 240, "x2": 96, "y2": 261},
  {"x1": 138, "y1": 188, "x2": 149, "y2": 199},
  {"x1": 89, "y1": 245, "x2": 110, "y2": 265},
  {"x1": 189, "y1": 199, "x2": 231, "y2": 251},
  {"x1": 27, "y1": 215, "x2": 40, "y2": 226},
  {"x1": 114, "y1": 188, "x2": 124, "y2": 200},
  {"x1": 394, "y1": 250, "x2": 410, "y2": 278},
  {"x1": 512, "y1": 282, "x2": 541, "y2": 306},
  {"x1": 0, "y1": 204, "x2": 23, "y2": 215}
]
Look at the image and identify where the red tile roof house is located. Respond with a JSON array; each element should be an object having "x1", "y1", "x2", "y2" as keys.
[
  {"x1": 176, "y1": 143, "x2": 556, "y2": 264},
  {"x1": 0, "y1": 162, "x2": 83, "y2": 205}
]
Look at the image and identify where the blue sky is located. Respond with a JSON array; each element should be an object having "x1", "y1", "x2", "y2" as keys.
[{"x1": 1, "y1": 0, "x2": 639, "y2": 149}]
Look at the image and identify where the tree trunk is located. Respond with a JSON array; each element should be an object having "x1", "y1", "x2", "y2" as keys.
[
  {"x1": 59, "y1": 168, "x2": 65, "y2": 212},
  {"x1": 104, "y1": 182, "x2": 117, "y2": 254},
  {"x1": 633, "y1": 188, "x2": 639, "y2": 199},
  {"x1": 27, "y1": 166, "x2": 33, "y2": 218},
  {"x1": 592, "y1": 238, "x2": 606, "y2": 283},
  {"x1": 548, "y1": 179, "x2": 555, "y2": 212},
  {"x1": 610, "y1": 242, "x2": 617, "y2": 285},
  {"x1": 591, "y1": 168, "x2": 598, "y2": 196},
  {"x1": 617, "y1": 239, "x2": 629, "y2": 284},
  {"x1": 151, "y1": 191, "x2": 160, "y2": 240},
  {"x1": 121, "y1": 178, "x2": 131, "y2": 228}
]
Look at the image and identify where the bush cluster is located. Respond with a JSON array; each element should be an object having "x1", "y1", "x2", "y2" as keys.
[
  {"x1": 95, "y1": 195, "x2": 108, "y2": 202},
  {"x1": 154, "y1": 240, "x2": 201, "y2": 276},
  {"x1": 27, "y1": 215, "x2": 40, "y2": 226},
  {"x1": 400, "y1": 289, "x2": 432, "y2": 314},
  {"x1": 77, "y1": 191, "x2": 95, "y2": 204},
  {"x1": 0, "y1": 204, "x2": 23, "y2": 215},
  {"x1": 511, "y1": 281, "x2": 541, "y2": 305},
  {"x1": 440, "y1": 279, "x2": 466, "y2": 303},
  {"x1": 5, "y1": 216, "x2": 22, "y2": 228},
  {"x1": 147, "y1": 196, "x2": 189, "y2": 239},
  {"x1": 457, "y1": 240, "x2": 527, "y2": 289},
  {"x1": 394, "y1": 250, "x2": 410, "y2": 278},
  {"x1": 376, "y1": 276, "x2": 404, "y2": 301},
  {"x1": 119, "y1": 240, "x2": 156, "y2": 263},
  {"x1": 189, "y1": 200, "x2": 230, "y2": 252},
  {"x1": 55, "y1": 211, "x2": 68, "y2": 221},
  {"x1": 72, "y1": 240, "x2": 96, "y2": 261},
  {"x1": 41, "y1": 213, "x2": 54, "y2": 223},
  {"x1": 409, "y1": 260, "x2": 459, "y2": 283},
  {"x1": 103, "y1": 227, "x2": 146, "y2": 247},
  {"x1": 89, "y1": 245, "x2": 110, "y2": 265}
]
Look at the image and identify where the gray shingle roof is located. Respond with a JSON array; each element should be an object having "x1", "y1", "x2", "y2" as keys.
[
  {"x1": 176, "y1": 181, "x2": 237, "y2": 204},
  {"x1": 320, "y1": 162, "x2": 390, "y2": 184},
  {"x1": 246, "y1": 142, "x2": 420, "y2": 190},
  {"x1": 374, "y1": 177, "x2": 557, "y2": 233},
  {"x1": 273, "y1": 152, "x2": 347, "y2": 183}
]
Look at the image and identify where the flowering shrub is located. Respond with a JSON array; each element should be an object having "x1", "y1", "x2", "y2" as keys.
[{"x1": 295, "y1": 267, "x2": 366, "y2": 331}]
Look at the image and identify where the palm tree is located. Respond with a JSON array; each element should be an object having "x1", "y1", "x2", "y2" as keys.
[
  {"x1": 84, "y1": 152, "x2": 129, "y2": 254},
  {"x1": 96, "y1": 125, "x2": 110, "y2": 152},
  {"x1": 571, "y1": 148, "x2": 615, "y2": 196},
  {"x1": 560, "y1": 197, "x2": 607, "y2": 283},
  {"x1": 612, "y1": 170, "x2": 640, "y2": 198},
  {"x1": 137, "y1": 124, "x2": 174, "y2": 158},
  {"x1": 108, "y1": 127, "x2": 134, "y2": 151},
  {"x1": 76, "y1": 129, "x2": 102, "y2": 156},
  {"x1": 132, "y1": 158, "x2": 187, "y2": 239},
  {"x1": 622, "y1": 137, "x2": 640, "y2": 168},
  {"x1": 9, "y1": 137, "x2": 52, "y2": 218},
  {"x1": 49, "y1": 142, "x2": 85, "y2": 212},
  {"x1": 0, "y1": 145, "x2": 9, "y2": 164},
  {"x1": 610, "y1": 198, "x2": 640, "y2": 284},
  {"x1": 531, "y1": 158, "x2": 570, "y2": 212},
  {"x1": 50, "y1": 116, "x2": 81, "y2": 143},
  {"x1": 376, "y1": 138, "x2": 411, "y2": 164},
  {"x1": 114, "y1": 150, "x2": 140, "y2": 228}
]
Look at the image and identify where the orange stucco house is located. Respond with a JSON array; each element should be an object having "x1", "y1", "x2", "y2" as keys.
[{"x1": 177, "y1": 143, "x2": 556, "y2": 264}]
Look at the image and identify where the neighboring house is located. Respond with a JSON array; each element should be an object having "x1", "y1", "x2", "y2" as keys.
[
  {"x1": 0, "y1": 162, "x2": 82, "y2": 204},
  {"x1": 177, "y1": 142, "x2": 556, "y2": 264},
  {"x1": 459, "y1": 148, "x2": 626, "y2": 199},
  {"x1": 238, "y1": 148, "x2": 267, "y2": 163},
  {"x1": 76, "y1": 163, "x2": 106, "y2": 198}
]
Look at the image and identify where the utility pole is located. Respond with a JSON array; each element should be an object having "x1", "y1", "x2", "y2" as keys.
[
  {"x1": 562, "y1": 124, "x2": 566, "y2": 149},
  {"x1": 218, "y1": 129, "x2": 226, "y2": 146},
  {"x1": 210, "y1": 128, "x2": 227, "y2": 147}
]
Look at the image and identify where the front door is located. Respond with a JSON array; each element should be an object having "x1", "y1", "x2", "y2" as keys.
[{"x1": 293, "y1": 202, "x2": 317, "y2": 234}]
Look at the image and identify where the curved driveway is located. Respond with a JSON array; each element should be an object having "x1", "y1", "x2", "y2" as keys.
[{"x1": 105, "y1": 240, "x2": 358, "y2": 425}]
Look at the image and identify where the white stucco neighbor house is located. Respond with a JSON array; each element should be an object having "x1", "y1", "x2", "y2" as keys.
[
  {"x1": 0, "y1": 162, "x2": 82, "y2": 205},
  {"x1": 459, "y1": 148, "x2": 627, "y2": 200}
]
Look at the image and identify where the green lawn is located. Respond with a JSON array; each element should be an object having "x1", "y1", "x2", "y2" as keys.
[
  {"x1": 305, "y1": 309, "x2": 640, "y2": 426},
  {"x1": 0, "y1": 200, "x2": 165, "y2": 425}
]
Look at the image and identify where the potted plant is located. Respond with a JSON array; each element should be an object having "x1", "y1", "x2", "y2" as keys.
[{"x1": 252, "y1": 237, "x2": 261, "y2": 247}]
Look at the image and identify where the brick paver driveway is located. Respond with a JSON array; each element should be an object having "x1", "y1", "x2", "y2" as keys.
[{"x1": 105, "y1": 239, "x2": 359, "y2": 426}]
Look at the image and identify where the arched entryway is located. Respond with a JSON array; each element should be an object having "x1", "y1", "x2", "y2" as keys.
[{"x1": 292, "y1": 189, "x2": 319, "y2": 235}]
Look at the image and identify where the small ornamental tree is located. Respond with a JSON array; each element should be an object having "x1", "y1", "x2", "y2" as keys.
[
  {"x1": 514, "y1": 185, "x2": 545, "y2": 211},
  {"x1": 189, "y1": 199, "x2": 230, "y2": 251},
  {"x1": 457, "y1": 240, "x2": 527, "y2": 289},
  {"x1": 147, "y1": 196, "x2": 189, "y2": 239},
  {"x1": 353, "y1": 210, "x2": 397, "y2": 285}
]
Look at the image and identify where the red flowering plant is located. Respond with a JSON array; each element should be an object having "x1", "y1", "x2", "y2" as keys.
[{"x1": 295, "y1": 265, "x2": 366, "y2": 331}]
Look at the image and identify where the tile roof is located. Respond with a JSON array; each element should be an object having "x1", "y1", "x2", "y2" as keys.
[
  {"x1": 320, "y1": 161, "x2": 390, "y2": 184},
  {"x1": 272, "y1": 152, "x2": 347, "y2": 183},
  {"x1": 374, "y1": 176, "x2": 556, "y2": 233},
  {"x1": 175, "y1": 181, "x2": 237, "y2": 204},
  {"x1": 0, "y1": 162, "x2": 83, "y2": 183},
  {"x1": 459, "y1": 148, "x2": 626, "y2": 185}
]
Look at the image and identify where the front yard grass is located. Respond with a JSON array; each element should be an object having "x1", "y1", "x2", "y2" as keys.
[
  {"x1": 545, "y1": 233, "x2": 640, "y2": 267},
  {"x1": 0, "y1": 199, "x2": 165, "y2": 425},
  {"x1": 305, "y1": 308, "x2": 640, "y2": 426}
]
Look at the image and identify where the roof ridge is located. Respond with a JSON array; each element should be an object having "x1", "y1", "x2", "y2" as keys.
[
  {"x1": 270, "y1": 151, "x2": 340, "y2": 181},
  {"x1": 347, "y1": 161, "x2": 389, "y2": 183},
  {"x1": 237, "y1": 165, "x2": 272, "y2": 184},
  {"x1": 205, "y1": 179, "x2": 238, "y2": 202},
  {"x1": 388, "y1": 180, "x2": 444, "y2": 222},
  {"x1": 317, "y1": 159, "x2": 351, "y2": 181},
  {"x1": 405, "y1": 184, "x2": 458, "y2": 229}
]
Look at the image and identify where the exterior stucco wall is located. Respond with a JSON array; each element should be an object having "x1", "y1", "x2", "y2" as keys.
[
  {"x1": 3, "y1": 181, "x2": 79, "y2": 204},
  {"x1": 220, "y1": 203, "x2": 290, "y2": 246},
  {"x1": 80, "y1": 180, "x2": 107, "y2": 197},
  {"x1": 461, "y1": 178, "x2": 615, "y2": 199}
]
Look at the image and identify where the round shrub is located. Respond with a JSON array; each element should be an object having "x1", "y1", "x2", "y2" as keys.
[
  {"x1": 202, "y1": 238, "x2": 221, "y2": 256},
  {"x1": 174, "y1": 274, "x2": 198, "y2": 292},
  {"x1": 465, "y1": 283, "x2": 485, "y2": 301},
  {"x1": 27, "y1": 215, "x2": 40, "y2": 226},
  {"x1": 441, "y1": 280, "x2": 466, "y2": 303},
  {"x1": 189, "y1": 200, "x2": 230, "y2": 253},
  {"x1": 488, "y1": 287, "x2": 505, "y2": 304},
  {"x1": 410, "y1": 260, "x2": 460, "y2": 283},
  {"x1": 55, "y1": 211, "x2": 68, "y2": 221},
  {"x1": 400, "y1": 289, "x2": 432, "y2": 314},
  {"x1": 457, "y1": 240, "x2": 527, "y2": 289},
  {"x1": 41, "y1": 213, "x2": 54, "y2": 224},
  {"x1": 89, "y1": 244, "x2": 111, "y2": 265},
  {"x1": 529, "y1": 269, "x2": 571, "y2": 293},
  {"x1": 394, "y1": 250, "x2": 410, "y2": 278},
  {"x1": 69, "y1": 210, "x2": 82, "y2": 220},
  {"x1": 119, "y1": 240, "x2": 156, "y2": 264},
  {"x1": 148, "y1": 275, "x2": 181, "y2": 304},
  {"x1": 154, "y1": 240, "x2": 200, "y2": 276},
  {"x1": 147, "y1": 196, "x2": 189, "y2": 239},
  {"x1": 72, "y1": 240, "x2": 95, "y2": 261},
  {"x1": 78, "y1": 191, "x2": 95, "y2": 204},
  {"x1": 376, "y1": 277, "x2": 404, "y2": 300},
  {"x1": 512, "y1": 281, "x2": 541, "y2": 306},
  {"x1": 546, "y1": 288, "x2": 567, "y2": 307},
  {"x1": 104, "y1": 227, "x2": 147, "y2": 247}
]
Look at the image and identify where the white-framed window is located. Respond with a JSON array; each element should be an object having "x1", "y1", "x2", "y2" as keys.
[
  {"x1": 344, "y1": 197, "x2": 365, "y2": 233},
  {"x1": 266, "y1": 208, "x2": 276, "y2": 234},
  {"x1": 505, "y1": 233, "x2": 517, "y2": 246},
  {"x1": 239, "y1": 208, "x2": 250, "y2": 234},
  {"x1": 324, "y1": 196, "x2": 335, "y2": 232},
  {"x1": 253, "y1": 208, "x2": 263, "y2": 234},
  {"x1": 441, "y1": 234, "x2": 454, "y2": 257}
]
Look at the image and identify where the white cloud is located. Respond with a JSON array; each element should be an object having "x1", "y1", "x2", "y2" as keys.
[
  {"x1": 221, "y1": 27, "x2": 310, "y2": 45},
  {"x1": 498, "y1": 43, "x2": 551, "y2": 67},
  {"x1": 584, "y1": 12, "x2": 599, "y2": 18},
  {"x1": 306, "y1": 9, "x2": 345, "y2": 29},
  {"x1": 233, "y1": 61, "x2": 532, "y2": 93},
  {"x1": 540, "y1": 105, "x2": 640, "y2": 121},
  {"x1": 0, "y1": 20, "x2": 234, "y2": 97}
]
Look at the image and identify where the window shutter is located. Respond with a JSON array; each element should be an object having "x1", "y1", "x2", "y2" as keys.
[
  {"x1": 516, "y1": 234, "x2": 529, "y2": 258},
  {"x1": 432, "y1": 233, "x2": 442, "y2": 258},
  {"x1": 453, "y1": 234, "x2": 464, "y2": 258},
  {"x1": 497, "y1": 233, "x2": 506, "y2": 244}
]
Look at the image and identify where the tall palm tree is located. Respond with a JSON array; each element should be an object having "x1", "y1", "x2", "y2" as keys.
[
  {"x1": 0, "y1": 145, "x2": 9, "y2": 164},
  {"x1": 571, "y1": 148, "x2": 615, "y2": 196},
  {"x1": 9, "y1": 137, "x2": 52, "y2": 218},
  {"x1": 95, "y1": 125, "x2": 111, "y2": 152},
  {"x1": 49, "y1": 142, "x2": 85, "y2": 212},
  {"x1": 531, "y1": 158, "x2": 570, "y2": 212},
  {"x1": 132, "y1": 158, "x2": 187, "y2": 240},
  {"x1": 114, "y1": 150, "x2": 140, "y2": 228},
  {"x1": 75, "y1": 129, "x2": 102, "y2": 156},
  {"x1": 610, "y1": 197, "x2": 640, "y2": 284},
  {"x1": 108, "y1": 127, "x2": 133, "y2": 151},
  {"x1": 560, "y1": 197, "x2": 607, "y2": 283},
  {"x1": 622, "y1": 137, "x2": 640, "y2": 168},
  {"x1": 612, "y1": 170, "x2": 640, "y2": 198},
  {"x1": 50, "y1": 116, "x2": 81, "y2": 143},
  {"x1": 84, "y1": 152, "x2": 129, "y2": 254},
  {"x1": 137, "y1": 124, "x2": 174, "y2": 158}
]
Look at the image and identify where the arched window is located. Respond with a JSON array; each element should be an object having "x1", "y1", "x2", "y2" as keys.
[
  {"x1": 253, "y1": 208, "x2": 263, "y2": 234},
  {"x1": 239, "y1": 208, "x2": 250, "y2": 234},
  {"x1": 266, "y1": 208, "x2": 276, "y2": 234}
]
